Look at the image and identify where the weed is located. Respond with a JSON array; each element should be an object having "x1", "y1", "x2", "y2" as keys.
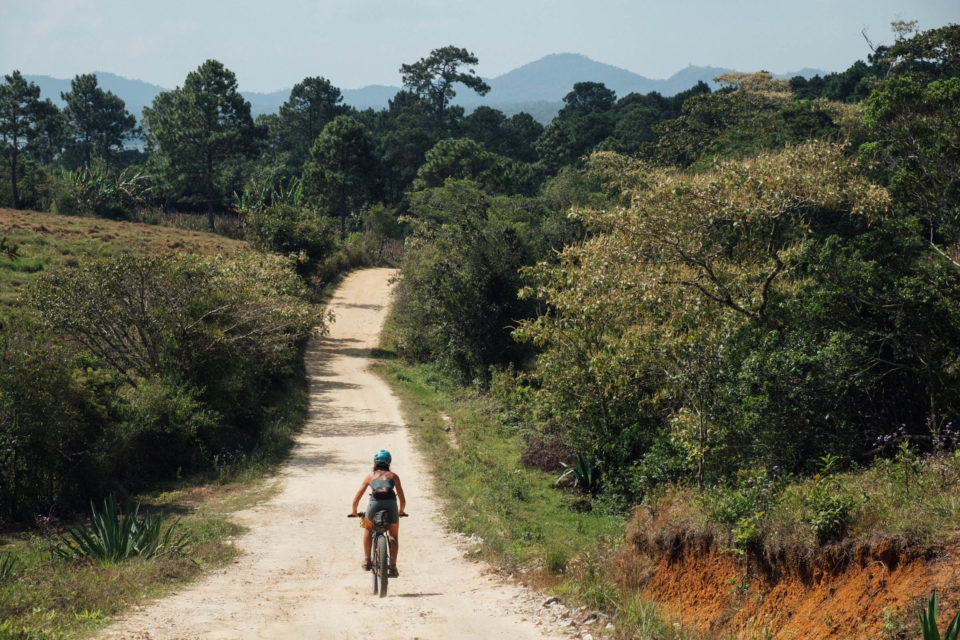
[{"x1": 0, "y1": 552, "x2": 19, "y2": 582}]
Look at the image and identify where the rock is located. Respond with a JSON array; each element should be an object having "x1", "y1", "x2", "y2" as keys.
[{"x1": 543, "y1": 596, "x2": 560, "y2": 607}]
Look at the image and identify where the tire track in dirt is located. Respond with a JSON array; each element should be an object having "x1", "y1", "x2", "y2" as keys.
[{"x1": 99, "y1": 268, "x2": 568, "y2": 640}]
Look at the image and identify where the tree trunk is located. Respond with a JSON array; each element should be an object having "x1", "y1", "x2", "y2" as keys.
[{"x1": 10, "y1": 145, "x2": 19, "y2": 209}]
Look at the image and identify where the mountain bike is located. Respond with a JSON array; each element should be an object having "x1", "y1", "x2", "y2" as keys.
[{"x1": 348, "y1": 511, "x2": 408, "y2": 597}]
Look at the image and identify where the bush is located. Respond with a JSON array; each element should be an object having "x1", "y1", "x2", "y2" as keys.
[
  {"x1": 804, "y1": 457, "x2": 855, "y2": 544},
  {"x1": 244, "y1": 204, "x2": 339, "y2": 274}
]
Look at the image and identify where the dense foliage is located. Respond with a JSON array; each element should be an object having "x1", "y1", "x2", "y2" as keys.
[{"x1": 0, "y1": 252, "x2": 316, "y2": 523}]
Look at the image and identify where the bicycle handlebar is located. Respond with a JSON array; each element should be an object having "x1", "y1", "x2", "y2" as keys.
[{"x1": 347, "y1": 513, "x2": 409, "y2": 518}]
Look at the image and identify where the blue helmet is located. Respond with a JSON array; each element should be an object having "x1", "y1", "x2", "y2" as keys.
[{"x1": 374, "y1": 449, "x2": 392, "y2": 465}]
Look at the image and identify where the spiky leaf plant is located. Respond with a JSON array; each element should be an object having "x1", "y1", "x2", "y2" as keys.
[
  {"x1": 920, "y1": 590, "x2": 960, "y2": 640},
  {"x1": 57, "y1": 495, "x2": 190, "y2": 564}
]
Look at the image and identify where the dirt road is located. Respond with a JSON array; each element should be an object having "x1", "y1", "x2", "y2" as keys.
[{"x1": 100, "y1": 268, "x2": 566, "y2": 640}]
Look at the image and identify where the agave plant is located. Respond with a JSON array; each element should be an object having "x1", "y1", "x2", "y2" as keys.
[
  {"x1": 557, "y1": 452, "x2": 600, "y2": 495},
  {"x1": 920, "y1": 590, "x2": 960, "y2": 640},
  {"x1": 57, "y1": 495, "x2": 190, "y2": 565}
]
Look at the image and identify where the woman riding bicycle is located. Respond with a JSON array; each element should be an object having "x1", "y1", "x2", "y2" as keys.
[{"x1": 351, "y1": 449, "x2": 406, "y2": 577}]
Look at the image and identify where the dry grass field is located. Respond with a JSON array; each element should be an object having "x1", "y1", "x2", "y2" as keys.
[{"x1": 0, "y1": 209, "x2": 247, "y2": 308}]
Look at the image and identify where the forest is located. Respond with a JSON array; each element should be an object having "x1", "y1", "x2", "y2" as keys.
[{"x1": 1, "y1": 22, "x2": 959, "y2": 533}]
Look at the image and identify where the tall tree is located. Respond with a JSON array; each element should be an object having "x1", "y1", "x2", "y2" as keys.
[
  {"x1": 400, "y1": 45, "x2": 490, "y2": 124},
  {"x1": 534, "y1": 82, "x2": 616, "y2": 172},
  {"x1": 61, "y1": 73, "x2": 137, "y2": 167},
  {"x1": 143, "y1": 60, "x2": 261, "y2": 226},
  {"x1": 302, "y1": 115, "x2": 381, "y2": 237},
  {"x1": 274, "y1": 76, "x2": 349, "y2": 171},
  {"x1": 0, "y1": 71, "x2": 58, "y2": 208}
]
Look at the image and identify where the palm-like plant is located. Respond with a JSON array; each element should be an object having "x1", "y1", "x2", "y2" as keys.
[
  {"x1": 557, "y1": 452, "x2": 600, "y2": 495},
  {"x1": 57, "y1": 495, "x2": 190, "y2": 564},
  {"x1": 920, "y1": 590, "x2": 960, "y2": 640}
]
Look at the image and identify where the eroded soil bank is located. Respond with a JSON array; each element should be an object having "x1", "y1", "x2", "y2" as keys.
[{"x1": 622, "y1": 525, "x2": 960, "y2": 639}]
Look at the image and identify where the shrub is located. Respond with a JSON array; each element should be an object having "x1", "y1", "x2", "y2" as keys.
[
  {"x1": 804, "y1": 457, "x2": 855, "y2": 544},
  {"x1": 557, "y1": 452, "x2": 601, "y2": 495},
  {"x1": 244, "y1": 204, "x2": 339, "y2": 274}
]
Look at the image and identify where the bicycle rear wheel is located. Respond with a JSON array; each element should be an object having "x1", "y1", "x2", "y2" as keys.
[
  {"x1": 370, "y1": 533, "x2": 380, "y2": 595},
  {"x1": 376, "y1": 533, "x2": 389, "y2": 597}
]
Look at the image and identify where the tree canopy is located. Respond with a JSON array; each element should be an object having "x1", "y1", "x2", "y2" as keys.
[
  {"x1": 143, "y1": 59, "x2": 261, "y2": 223},
  {"x1": 400, "y1": 45, "x2": 490, "y2": 122},
  {"x1": 61, "y1": 73, "x2": 137, "y2": 167}
]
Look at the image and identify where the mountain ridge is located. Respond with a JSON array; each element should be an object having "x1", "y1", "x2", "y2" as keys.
[{"x1": 24, "y1": 54, "x2": 828, "y2": 124}]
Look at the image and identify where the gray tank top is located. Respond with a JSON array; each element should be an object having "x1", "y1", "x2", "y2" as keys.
[{"x1": 370, "y1": 474, "x2": 396, "y2": 499}]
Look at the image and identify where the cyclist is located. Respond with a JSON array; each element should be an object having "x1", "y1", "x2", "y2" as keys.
[{"x1": 351, "y1": 449, "x2": 406, "y2": 577}]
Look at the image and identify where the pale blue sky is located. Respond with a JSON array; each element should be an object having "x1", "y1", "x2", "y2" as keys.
[{"x1": 1, "y1": 0, "x2": 958, "y2": 93}]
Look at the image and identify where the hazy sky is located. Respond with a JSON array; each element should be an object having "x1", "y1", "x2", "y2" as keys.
[{"x1": 2, "y1": 0, "x2": 958, "y2": 93}]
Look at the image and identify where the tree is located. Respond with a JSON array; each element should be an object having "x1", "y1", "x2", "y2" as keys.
[
  {"x1": 374, "y1": 91, "x2": 444, "y2": 202},
  {"x1": 412, "y1": 138, "x2": 502, "y2": 192},
  {"x1": 400, "y1": 46, "x2": 490, "y2": 124},
  {"x1": 651, "y1": 72, "x2": 796, "y2": 168},
  {"x1": 0, "y1": 71, "x2": 58, "y2": 208},
  {"x1": 462, "y1": 107, "x2": 544, "y2": 163},
  {"x1": 273, "y1": 76, "x2": 349, "y2": 171},
  {"x1": 142, "y1": 60, "x2": 261, "y2": 226},
  {"x1": 876, "y1": 22, "x2": 960, "y2": 80},
  {"x1": 61, "y1": 73, "x2": 137, "y2": 167},
  {"x1": 534, "y1": 82, "x2": 616, "y2": 172},
  {"x1": 302, "y1": 115, "x2": 382, "y2": 237},
  {"x1": 514, "y1": 143, "x2": 892, "y2": 486},
  {"x1": 861, "y1": 75, "x2": 960, "y2": 256},
  {"x1": 392, "y1": 180, "x2": 536, "y2": 380}
]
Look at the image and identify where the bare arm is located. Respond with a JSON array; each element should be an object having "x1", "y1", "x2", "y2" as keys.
[
  {"x1": 351, "y1": 473, "x2": 372, "y2": 515},
  {"x1": 393, "y1": 474, "x2": 406, "y2": 515}
]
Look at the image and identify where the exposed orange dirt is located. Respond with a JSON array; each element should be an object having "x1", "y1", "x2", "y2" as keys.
[{"x1": 627, "y1": 532, "x2": 960, "y2": 639}]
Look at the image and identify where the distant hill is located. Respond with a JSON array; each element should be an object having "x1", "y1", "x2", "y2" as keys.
[{"x1": 25, "y1": 56, "x2": 827, "y2": 125}]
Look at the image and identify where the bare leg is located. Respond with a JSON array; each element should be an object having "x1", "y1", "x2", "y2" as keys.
[
  {"x1": 388, "y1": 523, "x2": 399, "y2": 563},
  {"x1": 362, "y1": 523, "x2": 372, "y2": 558}
]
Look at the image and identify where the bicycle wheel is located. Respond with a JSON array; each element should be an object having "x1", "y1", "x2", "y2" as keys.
[
  {"x1": 370, "y1": 534, "x2": 380, "y2": 595},
  {"x1": 376, "y1": 533, "x2": 389, "y2": 597}
]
